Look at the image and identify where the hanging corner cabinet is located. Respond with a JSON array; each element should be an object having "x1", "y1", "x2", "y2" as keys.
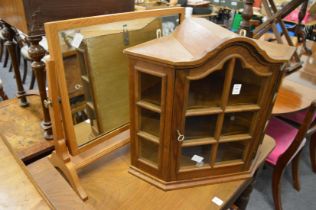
[{"x1": 124, "y1": 18, "x2": 296, "y2": 190}]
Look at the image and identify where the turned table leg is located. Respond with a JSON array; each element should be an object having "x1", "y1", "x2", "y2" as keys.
[
  {"x1": 27, "y1": 35, "x2": 53, "y2": 140},
  {"x1": 235, "y1": 179, "x2": 255, "y2": 210},
  {"x1": 2, "y1": 23, "x2": 29, "y2": 107},
  {"x1": 0, "y1": 80, "x2": 8, "y2": 100},
  {"x1": 296, "y1": 0, "x2": 312, "y2": 55},
  {"x1": 241, "y1": 0, "x2": 255, "y2": 38}
]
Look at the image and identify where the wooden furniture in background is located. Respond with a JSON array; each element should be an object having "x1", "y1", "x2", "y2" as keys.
[
  {"x1": 266, "y1": 101, "x2": 316, "y2": 210},
  {"x1": 0, "y1": 95, "x2": 54, "y2": 163},
  {"x1": 44, "y1": 8, "x2": 185, "y2": 200},
  {"x1": 273, "y1": 70, "x2": 316, "y2": 115},
  {"x1": 28, "y1": 135, "x2": 276, "y2": 210},
  {"x1": 0, "y1": 20, "x2": 29, "y2": 106},
  {"x1": 241, "y1": 0, "x2": 255, "y2": 37},
  {"x1": 124, "y1": 17, "x2": 295, "y2": 189},
  {"x1": 0, "y1": 0, "x2": 135, "y2": 139},
  {"x1": 241, "y1": 0, "x2": 310, "y2": 57},
  {"x1": 240, "y1": 0, "x2": 311, "y2": 73},
  {"x1": 299, "y1": 40, "x2": 316, "y2": 79},
  {"x1": 260, "y1": 0, "x2": 302, "y2": 67},
  {"x1": 279, "y1": 104, "x2": 316, "y2": 170},
  {"x1": 252, "y1": 0, "x2": 308, "y2": 38},
  {"x1": 0, "y1": 135, "x2": 53, "y2": 209},
  {"x1": 271, "y1": 42, "x2": 316, "y2": 188}
]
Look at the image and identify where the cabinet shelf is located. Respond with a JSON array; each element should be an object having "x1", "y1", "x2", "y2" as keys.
[
  {"x1": 216, "y1": 141, "x2": 248, "y2": 163},
  {"x1": 139, "y1": 136, "x2": 159, "y2": 167},
  {"x1": 139, "y1": 158, "x2": 158, "y2": 169},
  {"x1": 140, "y1": 108, "x2": 161, "y2": 137},
  {"x1": 219, "y1": 134, "x2": 251, "y2": 143},
  {"x1": 182, "y1": 137, "x2": 216, "y2": 147},
  {"x1": 180, "y1": 144, "x2": 212, "y2": 168},
  {"x1": 137, "y1": 101, "x2": 161, "y2": 113},
  {"x1": 225, "y1": 105, "x2": 260, "y2": 113},
  {"x1": 185, "y1": 115, "x2": 217, "y2": 139},
  {"x1": 228, "y1": 59, "x2": 266, "y2": 106},
  {"x1": 137, "y1": 131, "x2": 159, "y2": 144},
  {"x1": 139, "y1": 72, "x2": 162, "y2": 106},
  {"x1": 221, "y1": 111, "x2": 255, "y2": 136},
  {"x1": 185, "y1": 107, "x2": 223, "y2": 116},
  {"x1": 187, "y1": 68, "x2": 225, "y2": 109}
]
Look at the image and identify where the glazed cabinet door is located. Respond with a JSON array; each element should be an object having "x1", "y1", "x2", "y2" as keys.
[
  {"x1": 172, "y1": 53, "x2": 278, "y2": 180},
  {"x1": 129, "y1": 60, "x2": 175, "y2": 179}
]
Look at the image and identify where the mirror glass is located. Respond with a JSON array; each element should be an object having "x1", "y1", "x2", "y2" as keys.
[{"x1": 58, "y1": 14, "x2": 180, "y2": 147}]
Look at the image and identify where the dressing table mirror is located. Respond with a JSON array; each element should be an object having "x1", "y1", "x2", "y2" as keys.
[{"x1": 44, "y1": 8, "x2": 185, "y2": 200}]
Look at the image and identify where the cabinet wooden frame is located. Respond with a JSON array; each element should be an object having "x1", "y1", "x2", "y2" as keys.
[
  {"x1": 125, "y1": 18, "x2": 296, "y2": 190},
  {"x1": 44, "y1": 8, "x2": 185, "y2": 200}
]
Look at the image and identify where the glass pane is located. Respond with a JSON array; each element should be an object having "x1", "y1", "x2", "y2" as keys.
[
  {"x1": 187, "y1": 69, "x2": 226, "y2": 109},
  {"x1": 228, "y1": 59, "x2": 265, "y2": 105},
  {"x1": 140, "y1": 108, "x2": 160, "y2": 137},
  {"x1": 216, "y1": 141, "x2": 247, "y2": 162},
  {"x1": 139, "y1": 138, "x2": 159, "y2": 165},
  {"x1": 222, "y1": 112, "x2": 255, "y2": 136},
  {"x1": 139, "y1": 72, "x2": 162, "y2": 106},
  {"x1": 185, "y1": 115, "x2": 218, "y2": 139},
  {"x1": 180, "y1": 145, "x2": 212, "y2": 167}
]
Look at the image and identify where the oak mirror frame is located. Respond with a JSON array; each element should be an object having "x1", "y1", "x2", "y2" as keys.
[{"x1": 44, "y1": 8, "x2": 185, "y2": 156}]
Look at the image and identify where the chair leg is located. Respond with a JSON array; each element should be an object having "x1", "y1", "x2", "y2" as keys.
[
  {"x1": 310, "y1": 133, "x2": 316, "y2": 173},
  {"x1": 0, "y1": 84, "x2": 8, "y2": 100},
  {"x1": 3, "y1": 47, "x2": 8, "y2": 67},
  {"x1": 16, "y1": 45, "x2": 21, "y2": 67},
  {"x1": 22, "y1": 58, "x2": 28, "y2": 84},
  {"x1": 0, "y1": 40, "x2": 3, "y2": 62},
  {"x1": 29, "y1": 71, "x2": 35, "y2": 90},
  {"x1": 9, "y1": 62, "x2": 12, "y2": 72},
  {"x1": 292, "y1": 150, "x2": 302, "y2": 191},
  {"x1": 272, "y1": 166, "x2": 285, "y2": 210}
]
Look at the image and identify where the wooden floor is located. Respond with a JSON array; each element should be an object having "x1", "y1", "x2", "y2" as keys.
[{"x1": 0, "y1": 95, "x2": 54, "y2": 162}]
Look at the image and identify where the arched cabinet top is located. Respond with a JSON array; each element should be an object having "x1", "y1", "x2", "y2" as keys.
[{"x1": 124, "y1": 18, "x2": 296, "y2": 67}]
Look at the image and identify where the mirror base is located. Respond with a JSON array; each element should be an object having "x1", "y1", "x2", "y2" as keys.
[{"x1": 49, "y1": 151, "x2": 88, "y2": 201}]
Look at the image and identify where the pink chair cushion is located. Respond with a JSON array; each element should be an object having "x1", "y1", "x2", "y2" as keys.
[
  {"x1": 282, "y1": 109, "x2": 316, "y2": 125},
  {"x1": 266, "y1": 117, "x2": 298, "y2": 165}
]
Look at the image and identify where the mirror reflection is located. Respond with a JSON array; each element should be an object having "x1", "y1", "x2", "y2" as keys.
[{"x1": 59, "y1": 15, "x2": 180, "y2": 147}]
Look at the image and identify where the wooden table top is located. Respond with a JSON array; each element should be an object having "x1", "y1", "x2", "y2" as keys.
[
  {"x1": 81, "y1": 136, "x2": 274, "y2": 209},
  {"x1": 0, "y1": 95, "x2": 54, "y2": 162},
  {"x1": 0, "y1": 136, "x2": 52, "y2": 209},
  {"x1": 27, "y1": 136, "x2": 275, "y2": 210},
  {"x1": 273, "y1": 68, "x2": 316, "y2": 115}
]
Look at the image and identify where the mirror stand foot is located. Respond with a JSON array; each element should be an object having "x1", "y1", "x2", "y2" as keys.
[{"x1": 49, "y1": 151, "x2": 88, "y2": 200}]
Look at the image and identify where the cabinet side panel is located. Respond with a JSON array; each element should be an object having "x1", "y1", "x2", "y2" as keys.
[{"x1": 129, "y1": 58, "x2": 138, "y2": 167}]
